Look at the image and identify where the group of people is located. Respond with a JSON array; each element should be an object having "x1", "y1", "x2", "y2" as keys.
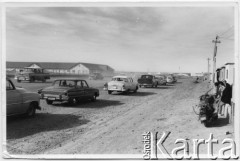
[{"x1": 213, "y1": 80, "x2": 232, "y2": 116}]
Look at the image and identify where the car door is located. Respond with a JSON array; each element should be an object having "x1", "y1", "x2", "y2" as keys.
[
  {"x1": 75, "y1": 81, "x2": 85, "y2": 99},
  {"x1": 129, "y1": 78, "x2": 135, "y2": 90},
  {"x1": 81, "y1": 80, "x2": 93, "y2": 98},
  {"x1": 6, "y1": 79, "x2": 23, "y2": 115}
]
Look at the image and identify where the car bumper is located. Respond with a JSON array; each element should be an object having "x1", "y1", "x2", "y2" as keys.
[
  {"x1": 108, "y1": 87, "x2": 126, "y2": 92},
  {"x1": 41, "y1": 94, "x2": 69, "y2": 101},
  {"x1": 17, "y1": 77, "x2": 30, "y2": 81},
  {"x1": 139, "y1": 84, "x2": 153, "y2": 87}
]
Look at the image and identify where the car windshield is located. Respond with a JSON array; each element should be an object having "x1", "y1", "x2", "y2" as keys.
[
  {"x1": 53, "y1": 80, "x2": 88, "y2": 88},
  {"x1": 112, "y1": 77, "x2": 127, "y2": 82},
  {"x1": 141, "y1": 75, "x2": 153, "y2": 79},
  {"x1": 156, "y1": 76, "x2": 164, "y2": 79},
  {"x1": 53, "y1": 80, "x2": 76, "y2": 87}
]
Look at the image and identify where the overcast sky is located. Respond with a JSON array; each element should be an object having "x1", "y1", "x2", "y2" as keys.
[{"x1": 6, "y1": 7, "x2": 234, "y2": 73}]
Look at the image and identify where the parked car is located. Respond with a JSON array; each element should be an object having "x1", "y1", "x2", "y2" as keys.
[
  {"x1": 6, "y1": 77, "x2": 41, "y2": 117},
  {"x1": 15, "y1": 67, "x2": 50, "y2": 83},
  {"x1": 38, "y1": 79, "x2": 99, "y2": 105},
  {"x1": 89, "y1": 72, "x2": 104, "y2": 80},
  {"x1": 166, "y1": 75, "x2": 177, "y2": 83},
  {"x1": 170, "y1": 74, "x2": 177, "y2": 83},
  {"x1": 137, "y1": 74, "x2": 158, "y2": 88},
  {"x1": 107, "y1": 76, "x2": 138, "y2": 94},
  {"x1": 155, "y1": 75, "x2": 167, "y2": 85}
]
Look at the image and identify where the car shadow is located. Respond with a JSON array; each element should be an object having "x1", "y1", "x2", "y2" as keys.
[
  {"x1": 140, "y1": 85, "x2": 174, "y2": 89},
  {"x1": 156, "y1": 86, "x2": 175, "y2": 89},
  {"x1": 112, "y1": 91, "x2": 157, "y2": 97},
  {"x1": 165, "y1": 84, "x2": 175, "y2": 86},
  {"x1": 173, "y1": 82, "x2": 182, "y2": 84},
  {"x1": 7, "y1": 113, "x2": 89, "y2": 140},
  {"x1": 52, "y1": 99, "x2": 125, "y2": 108}
]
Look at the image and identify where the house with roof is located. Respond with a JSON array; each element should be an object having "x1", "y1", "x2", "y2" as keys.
[{"x1": 6, "y1": 62, "x2": 115, "y2": 77}]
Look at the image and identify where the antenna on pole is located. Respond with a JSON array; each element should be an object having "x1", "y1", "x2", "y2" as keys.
[
  {"x1": 207, "y1": 58, "x2": 210, "y2": 80},
  {"x1": 212, "y1": 35, "x2": 221, "y2": 83}
]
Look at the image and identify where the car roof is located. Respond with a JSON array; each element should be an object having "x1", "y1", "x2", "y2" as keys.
[
  {"x1": 113, "y1": 75, "x2": 129, "y2": 79},
  {"x1": 54, "y1": 78, "x2": 86, "y2": 81}
]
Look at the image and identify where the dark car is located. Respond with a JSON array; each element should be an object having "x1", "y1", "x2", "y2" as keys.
[
  {"x1": 15, "y1": 67, "x2": 50, "y2": 83},
  {"x1": 89, "y1": 73, "x2": 104, "y2": 80},
  {"x1": 38, "y1": 79, "x2": 99, "y2": 105},
  {"x1": 137, "y1": 74, "x2": 158, "y2": 88}
]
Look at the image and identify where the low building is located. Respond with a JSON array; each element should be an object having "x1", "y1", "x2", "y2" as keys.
[
  {"x1": 224, "y1": 63, "x2": 234, "y2": 85},
  {"x1": 6, "y1": 62, "x2": 115, "y2": 77},
  {"x1": 190, "y1": 72, "x2": 204, "y2": 77},
  {"x1": 219, "y1": 66, "x2": 226, "y2": 82}
]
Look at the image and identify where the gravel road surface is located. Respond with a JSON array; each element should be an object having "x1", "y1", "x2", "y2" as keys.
[{"x1": 6, "y1": 78, "x2": 233, "y2": 157}]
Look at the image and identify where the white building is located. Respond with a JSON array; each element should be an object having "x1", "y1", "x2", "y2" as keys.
[
  {"x1": 6, "y1": 62, "x2": 114, "y2": 77},
  {"x1": 224, "y1": 63, "x2": 234, "y2": 85}
]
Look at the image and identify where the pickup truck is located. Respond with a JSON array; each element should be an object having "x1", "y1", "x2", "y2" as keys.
[
  {"x1": 137, "y1": 75, "x2": 158, "y2": 88},
  {"x1": 15, "y1": 67, "x2": 50, "y2": 83}
]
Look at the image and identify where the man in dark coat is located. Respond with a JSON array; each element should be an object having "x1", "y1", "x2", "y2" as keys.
[
  {"x1": 219, "y1": 80, "x2": 232, "y2": 115},
  {"x1": 220, "y1": 81, "x2": 232, "y2": 104}
]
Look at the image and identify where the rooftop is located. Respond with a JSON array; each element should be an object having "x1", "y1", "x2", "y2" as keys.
[{"x1": 6, "y1": 61, "x2": 114, "y2": 71}]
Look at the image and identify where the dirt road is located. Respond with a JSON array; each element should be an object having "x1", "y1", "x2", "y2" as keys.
[{"x1": 6, "y1": 78, "x2": 233, "y2": 157}]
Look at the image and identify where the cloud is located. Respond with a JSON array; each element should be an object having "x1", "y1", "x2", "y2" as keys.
[{"x1": 6, "y1": 6, "x2": 234, "y2": 73}]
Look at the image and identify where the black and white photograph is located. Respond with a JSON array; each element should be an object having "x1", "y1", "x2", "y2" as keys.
[{"x1": 1, "y1": 1, "x2": 240, "y2": 160}]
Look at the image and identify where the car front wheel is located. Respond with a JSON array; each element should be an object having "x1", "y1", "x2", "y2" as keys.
[
  {"x1": 91, "y1": 95, "x2": 97, "y2": 102},
  {"x1": 26, "y1": 103, "x2": 36, "y2": 117},
  {"x1": 46, "y1": 99, "x2": 53, "y2": 105},
  {"x1": 68, "y1": 98, "x2": 75, "y2": 105},
  {"x1": 108, "y1": 90, "x2": 112, "y2": 94},
  {"x1": 133, "y1": 86, "x2": 138, "y2": 93}
]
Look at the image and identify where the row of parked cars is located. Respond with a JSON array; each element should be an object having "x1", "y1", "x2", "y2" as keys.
[
  {"x1": 6, "y1": 74, "x2": 177, "y2": 117},
  {"x1": 106, "y1": 74, "x2": 177, "y2": 94}
]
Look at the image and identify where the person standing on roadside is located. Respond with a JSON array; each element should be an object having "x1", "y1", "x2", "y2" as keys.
[
  {"x1": 219, "y1": 80, "x2": 232, "y2": 116},
  {"x1": 213, "y1": 81, "x2": 221, "y2": 113}
]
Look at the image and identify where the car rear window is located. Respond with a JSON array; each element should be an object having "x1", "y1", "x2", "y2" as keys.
[
  {"x1": 141, "y1": 75, "x2": 153, "y2": 79},
  {"x1": 112, "y1": 78, "x2": 128, "y2": 82},
  {"x1": 54, "y1": 80, "x2": 77, "y2": 87}
]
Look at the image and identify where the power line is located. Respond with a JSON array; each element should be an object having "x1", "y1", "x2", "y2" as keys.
[
  {"x1": 218, "y1": 25, "x2": 234, "y2": 37},
  {"x1": 219, "y1": 37, "x2": 234, "y2": 41},
  {"x1": 219, "y1": 32, "x2": 234, "y2": 39}
]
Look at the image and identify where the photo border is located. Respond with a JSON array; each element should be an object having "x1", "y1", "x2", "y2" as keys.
[{"x1": 1, "y1": 1, "x2": 239, "y2": 160}]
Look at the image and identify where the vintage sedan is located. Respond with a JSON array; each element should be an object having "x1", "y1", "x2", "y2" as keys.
[
  {"x1": 6, "y1": 77, "x2": 41, "y2": 117},
  {"x1": 107, "y1": 76, "x2": 138, "y2": 94},
  {"x1": 155, "y1": 75, "x2": 167, "y2": 85},
  {"x1": 137, "y1": 74, "x2": 158, "y2": 88},
  {"x1": 39, "y1": 79, "x2": 99, "y2": 105},
  {"x1": 166, "y1": 74, "x2": 177, "y2": 83}
]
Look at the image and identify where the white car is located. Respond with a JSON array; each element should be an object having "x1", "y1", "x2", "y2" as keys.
[
  {"x1": 166, "y1": 75, "x2": 175, "y2": 83},
  {"x1": 107, "y1": 76, "x2": 138, "y2": 94}
]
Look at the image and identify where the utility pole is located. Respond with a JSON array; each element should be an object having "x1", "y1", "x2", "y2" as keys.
[
  {"x1": 212, "y1": 35, "x2": 221, "y2": 83},
  {"x1": 207, "y1": 58, "x2": 210, "y2": 80}
]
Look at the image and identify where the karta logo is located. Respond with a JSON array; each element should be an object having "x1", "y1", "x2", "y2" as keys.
[{"x1": 142, "y1": 131, "x2": 239, "y2": 160}]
